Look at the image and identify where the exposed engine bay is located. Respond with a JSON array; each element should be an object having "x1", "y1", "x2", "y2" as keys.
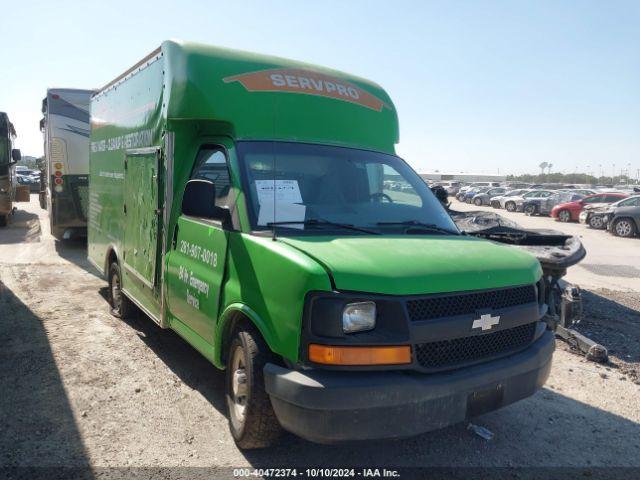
[{"x1": 435, "y1": 190, "x2": 608, "y2": 362}]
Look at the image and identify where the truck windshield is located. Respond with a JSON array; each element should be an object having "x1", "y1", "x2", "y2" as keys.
[{"x1": 237, "y1": 141, "x2": 458, "y2": 235}]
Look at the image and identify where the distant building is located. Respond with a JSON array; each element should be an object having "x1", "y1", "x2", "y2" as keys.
[{"x1": 419, "y1": 171, "x2": 506, "y2": 183}]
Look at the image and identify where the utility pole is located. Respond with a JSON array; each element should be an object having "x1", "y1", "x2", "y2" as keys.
[{"x1": 612, "y1": 163, "x2": 615, "y2": 184}]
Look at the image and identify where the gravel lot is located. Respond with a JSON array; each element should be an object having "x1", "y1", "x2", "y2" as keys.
[{"x1": 1, "y1": 196, "x2": 639, "y2": 474}]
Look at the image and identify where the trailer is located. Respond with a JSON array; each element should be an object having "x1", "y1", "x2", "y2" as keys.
[
  {"x1": 40, "y1": 88, "x2": 94, "y2": 239},
  {"x1": 0, "y1": 112, "x2": 21, "y2": 227}
]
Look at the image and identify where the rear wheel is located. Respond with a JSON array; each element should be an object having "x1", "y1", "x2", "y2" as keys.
[
  {"x1": 108, "y1": 262, "x2": 135, "y2": 319},
  {"x1": 557, "y1": 209, "x2": 572, "y2": 223},
  {"x1": 588, "y1": 215, "x2": 605, "y2": 229},
  {"x1": 612, "y1": 218, "x2": 636, "y2": 238},
  {"x1": 505, "y1": 202, "x2": 516, "y2": 212},
  {"x1": 524, "y1": 204, "x2": 537, "y2": 216},
  {"x1": 474, "y1": 198, "x2": 483, "y2": 206},
  {"x1": 226, "y1": 326, "x2": 282, "y2": 449}
]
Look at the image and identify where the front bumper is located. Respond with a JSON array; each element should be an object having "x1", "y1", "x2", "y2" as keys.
[
  {"x1": 264, "y1": 330, "x2": 554, "y2": 443},
  {"x1": 579, "y1": 211, "x2": 588, "y2": 224}
]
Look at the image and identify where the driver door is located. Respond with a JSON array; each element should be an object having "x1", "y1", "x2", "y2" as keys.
[{"x1": 165, "y1": 145, "x2": 231, "y2": 344}]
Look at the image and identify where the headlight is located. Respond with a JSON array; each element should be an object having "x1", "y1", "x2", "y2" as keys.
[{"x1": 342, "y1": 302, "x2": 376, "y2": 333}]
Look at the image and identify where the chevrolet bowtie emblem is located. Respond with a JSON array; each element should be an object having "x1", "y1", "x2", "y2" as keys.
[{"x1": 472, "y1": 313, "x2": 501, "y2": 331}]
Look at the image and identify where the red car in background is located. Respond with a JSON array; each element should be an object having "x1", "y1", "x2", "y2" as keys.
[{"x1": 551, "y1": 192, "x2": 629, "y2": 222}]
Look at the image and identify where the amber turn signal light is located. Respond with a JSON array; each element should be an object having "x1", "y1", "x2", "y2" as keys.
[{"x1": 308, "y1": 344, "x2": 411, "y2": 366}]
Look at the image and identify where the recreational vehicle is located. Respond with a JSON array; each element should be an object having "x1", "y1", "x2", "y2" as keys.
[{"x1": 40, "y1": 88, "x2": 93, "y2": 239}]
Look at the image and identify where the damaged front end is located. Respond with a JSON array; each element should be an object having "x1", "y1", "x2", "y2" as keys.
[{"x1": 450, "y1": 210, "x2": 607, "y2": 362}]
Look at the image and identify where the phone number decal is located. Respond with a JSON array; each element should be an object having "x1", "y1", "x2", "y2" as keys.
[{"x1": 179, "y1": 240, "x2": 217, "y2": 267}]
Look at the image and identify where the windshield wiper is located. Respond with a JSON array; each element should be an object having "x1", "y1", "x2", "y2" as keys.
[
  {"x1": 267, "y1": 219, "x2": 380, "y2": 235},
  {"x1": 376, "y1": 220, "x2": 459, "y2": 235}
]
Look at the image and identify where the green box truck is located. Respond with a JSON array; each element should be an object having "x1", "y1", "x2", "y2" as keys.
[
  {"x1": 0, "y1": 112, "x2": 21, "y2": 227},
  {"x1": 88, "y1": 40, "x2": 554, "y2": 448}
]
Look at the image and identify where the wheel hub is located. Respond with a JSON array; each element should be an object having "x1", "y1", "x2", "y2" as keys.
[
  {"x1": 617, "y1": 221, "x2": 631, "y2": 236},
  {"x1": 111, "y1": 274, "x2": 121, "y2": 307},
  {"x1": 230, "y1": 347, "x2": 248, "y2": 421}
]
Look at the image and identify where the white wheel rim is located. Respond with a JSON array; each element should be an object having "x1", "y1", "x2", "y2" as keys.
[
  {"x1": 230, "y1": 346, "x2": 248, "y2": 423},
  {"x1": 617, "y1": 221, "x2": 632, "y2": 236}
]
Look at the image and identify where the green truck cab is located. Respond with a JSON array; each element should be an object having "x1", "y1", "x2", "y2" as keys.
[{"x1": 88, "y1": 40, "x2": 554, "y2": 448}]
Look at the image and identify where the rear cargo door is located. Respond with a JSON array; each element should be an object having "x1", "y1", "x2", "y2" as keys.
[{"x1": 123, "y1": 147, "x2": 161, "y2": 288}]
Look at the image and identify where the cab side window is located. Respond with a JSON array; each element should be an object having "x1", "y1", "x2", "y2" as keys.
[{"x1": 191, "y1": 147, "x2": 231, "y2": 207}]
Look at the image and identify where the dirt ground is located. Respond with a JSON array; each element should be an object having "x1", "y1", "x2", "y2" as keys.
[{"x1": 1, "y1": 196, "x2": 639, "y2": 475}]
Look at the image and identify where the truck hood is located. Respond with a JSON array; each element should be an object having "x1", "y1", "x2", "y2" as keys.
[{"x1": 280, "y1": 235, "x2": 541, "y2": 296}]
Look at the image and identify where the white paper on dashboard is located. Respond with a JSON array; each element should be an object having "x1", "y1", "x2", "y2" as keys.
[
  {"x1": 257, "y1": 202, "x2": 306, "y2": 229},
  {"x1": 255, "y1": 180, "x2": 303, "y2": 205}
]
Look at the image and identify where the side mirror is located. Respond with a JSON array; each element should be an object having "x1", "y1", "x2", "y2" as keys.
[
  {"x1": 11, "y1": 149, "x2": 21, "y2": 163},
  {"x1": 182, "y1": 179, "x2": 232, "y2": 227}
]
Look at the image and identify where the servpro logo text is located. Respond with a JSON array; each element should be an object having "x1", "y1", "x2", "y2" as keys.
[{"x1": 223, "y1": 68, "x2": 390, "y2": 112}]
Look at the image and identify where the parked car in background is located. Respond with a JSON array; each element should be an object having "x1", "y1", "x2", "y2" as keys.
[
  {"x1": 569, "y1": 189, "x2": 597, "y2": 196},
  {"x1": 605, "y1": 196, "x2": 640, "y2": 238},
  {"x1": 491, "y1": 189, "x2": 530, "y2": 209},
  {"x1": 580, "y1": 197, "x2": 632, "y2": 229},
  {"x1": 504, "y1": 183, "x2": 531, "y2": 190},
  {"x1": 456, "y1": 182, "x2": 496, "y2": 200},
  {"x1": 472, "y1": 187, "x2": 506, "y2": 206},
  {"x1": 551, "y1": 192, "x2": 629, "y2": 222},
  {"x1": 433, "y1": 181, "x2": 462, "y2": 196},
  {"x1": 505, "y1": 190, "x2": 555, "y2": 212},
  {"x1": 443, "y1": 181, "x2": 462, "y2": 195},
  {"x1": 463, "y1": 186, "x2": 490, "y2": 203},
  {"x1": 522, "y1": 192, "x2": 583, "y2": 216}
]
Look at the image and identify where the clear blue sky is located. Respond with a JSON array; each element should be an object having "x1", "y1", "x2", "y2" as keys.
[{"x1": 2, "y1": 0, "x2": 639, "y2": 177}]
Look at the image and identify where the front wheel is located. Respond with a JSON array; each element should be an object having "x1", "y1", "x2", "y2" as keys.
[
  {"x1": 612, "y1": 218, "x2": 636, "y2": 238},
  {"x1": 505, "y1": 202, "x2": 516, "y2": 212},
  {"x1": 524, "y1": 204, "x2": 536, "y2": 216},
  {"x1": 226, "y1": 326, "x2": 282, "y2": 449},
  {"x1": 588, "y1": 215, "x2": 605, "y2": 229},
  {"x1": 474, "y1": 198, "x2": 483, "y2": 206},
  {"x1": 557, "y1": 209, "x2": 571, "y2": 222}
]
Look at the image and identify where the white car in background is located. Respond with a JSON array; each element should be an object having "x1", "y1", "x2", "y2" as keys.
[
  {"x1": 490, "y1": 189, "x2": 530, "y2": 209},
  {"x1": 501, "y1": 190, "x2": 555, "y2": 212}
]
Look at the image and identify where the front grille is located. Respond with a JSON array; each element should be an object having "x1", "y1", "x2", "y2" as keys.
[
  {"x1": 406, "y1": 285, "x2": 536, "y2": 322},
  {"x1": 415, "y1": 322, "x2": 537, "y2": 370}
]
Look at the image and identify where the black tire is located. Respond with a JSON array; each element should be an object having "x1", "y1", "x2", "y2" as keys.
[
  {"x1": 474, "y1": 198, "x2": 483, "y2": 206},
  {"x1": 226, "y1": 326, "x2": 282, "y2": 449},
  {"x1": 588, "y1": 215, "x2": 606, "y2": 230},
  {"x1": 557, "y1": 209, "x2": 572, "y2": 223},
  {"x1": 524, "y1": 204, "x2": 536, "y2": 216},
  {"x1": 612, "y1": 218, "x2": 636, "y2": 238},
  {"x1": 505, "y1": 202, "x2": 516, "y2": 212},
  {"x1": 108, "y1": 261, "x2": 135, "y2": 319},
  {"x1": 52, "y1": 226, "x2": 65, "y2": 241}
]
